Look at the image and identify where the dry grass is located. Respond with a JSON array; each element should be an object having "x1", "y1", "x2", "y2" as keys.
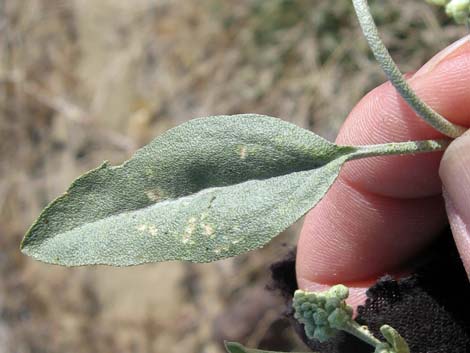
[{"x1": 0, "y1": 1, "x2": 466, "y2": 352}]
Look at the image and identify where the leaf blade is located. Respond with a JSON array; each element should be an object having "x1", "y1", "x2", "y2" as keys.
[
  {"x1": 22, "y1": 156, "x2": 347, "y2": 266},
  {"x1": 22, "y1": 114, "x2": 353, "y2": 266}
]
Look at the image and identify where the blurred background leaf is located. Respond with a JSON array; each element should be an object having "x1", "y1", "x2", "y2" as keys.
[{"x1": 0, "y1": 0, "x2": 466, "y2": 352}]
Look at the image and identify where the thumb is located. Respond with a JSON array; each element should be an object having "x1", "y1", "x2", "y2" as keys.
[{"x1": 440, "y1": 130, "x2": 470, "y2": 275}]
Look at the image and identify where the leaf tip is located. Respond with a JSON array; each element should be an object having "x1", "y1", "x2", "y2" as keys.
[
  {"x1": 20, "y1": 231, "x2": 42, "y2": 261},
  {"x1": 224, "y1": 341, "x2": 244, "y2": 353},
  {"x1": 20, "y1": 225, "x2": 36, "y2": 254}
]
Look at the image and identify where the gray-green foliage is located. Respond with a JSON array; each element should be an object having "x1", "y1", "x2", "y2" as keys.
[
  {"x1": 293, "y1": 286, "x2": 353, "y2": 343},
  {"x1": 20, "y1": 0, "x2": 461, "y2": 350},
  {"x1": 21, "y1": 114, "x2": 355, "y2": 266},
  {"x1": 293, "y1": 287, "x2": 410, "y2": 353},
  {"x1": 379, "y1": 326, "x2": 410, "y2": 353},
  {"x1": 427, "y1": 0, "x2": 470, "y2": 24},
  {"x1": 353, "y1": 0, "x2": 467, "y2": 138},
  {"x1": 225, "y1": 342, "x2": 310, "y2": 353}
]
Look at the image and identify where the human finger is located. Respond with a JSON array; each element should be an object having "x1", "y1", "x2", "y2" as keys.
[{"x1": 296, "y1": 36, "x2": 470, "y2": 307}]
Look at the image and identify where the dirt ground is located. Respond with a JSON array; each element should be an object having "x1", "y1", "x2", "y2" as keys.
[{"x1": 0, "y1": 1, "x2": 465, "y2": 352}]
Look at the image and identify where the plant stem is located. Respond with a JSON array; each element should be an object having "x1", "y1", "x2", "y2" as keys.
[
  {"x1": 341, "y1": 321, "x2": 383, "y2": 348},
  {"x1": 347, "y1": 138, "x2": 451, "y2": 160},
  {"x1": 351, "y1": 0, "x2": 467, "y2": 138}
]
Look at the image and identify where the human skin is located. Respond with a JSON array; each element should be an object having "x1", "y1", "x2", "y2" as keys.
[{"x1": 296, "y1": 35, "x2": 470, "y2": 309}]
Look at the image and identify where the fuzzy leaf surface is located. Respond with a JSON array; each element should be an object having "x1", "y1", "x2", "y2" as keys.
[{"x1": 21, "y1": 114, "x2": 353, "y2": 266}]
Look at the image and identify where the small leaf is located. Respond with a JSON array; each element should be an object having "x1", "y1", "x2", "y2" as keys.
[
  {"x1": 380, "y1": 325, "x2": 410, "y2": 353},
  {"x1": 21, "y1": 114, "x2": 355, "y2": 266},
  {"x1": 224, "y1": 341, "x2": 311, "y2": 353}
]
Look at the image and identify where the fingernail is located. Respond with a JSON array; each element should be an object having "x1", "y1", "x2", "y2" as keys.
[
  {"x1": 413, "y1": 35, "x2": 470, "y2": 80},
  {"x1": 439, "y1": 130, "x2": 470, "y2": 224},
  {"x1": 443, "y1": 189, "x2": 470, "y2": 275}
]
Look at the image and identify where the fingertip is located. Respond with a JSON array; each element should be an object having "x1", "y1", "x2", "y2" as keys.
[{"x1": 295, "y1": 38, "x2": 470, "y2": 313}]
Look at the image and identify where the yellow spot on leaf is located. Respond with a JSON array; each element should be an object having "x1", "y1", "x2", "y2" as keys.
[
  {"x1": 182, "y1": 217, "x2": 197, "y2": 244},
  {"x1": 136, "y1": 224, "x2": 147, "y2": 232},
  {"x1": 214, "y1": 245, "x2": 229, "y2": 255},
  {"x1": 238, "y1": 146, "x2": 247, "y2": 160},
  {"x1": 148, "y1": 225, "x2": 158, "y2": 236},
  {"x1": 136, "y1": 224, "x2": 158, "y2": 236},
  {"x1": 145, "y1": 189, "x2": 162, "y2": 202},
  {"x1": 203, "y1": 224, "x2": 215, "y2": 237}
]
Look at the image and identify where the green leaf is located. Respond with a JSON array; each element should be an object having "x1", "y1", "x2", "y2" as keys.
[
  {"x1": 224, "y1": 341, "x2": 311, "y2": 353},
  {"x1": 380, "y1": 325, "x2": 410, "y2": 353},
  {"x1": 21, "y1": 114, "x2": 354, "y2": 266}
]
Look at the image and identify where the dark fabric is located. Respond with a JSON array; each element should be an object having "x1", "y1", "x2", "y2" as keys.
[{"x1": 270, "y1": 227, "x2": 470, "y2": 353}]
